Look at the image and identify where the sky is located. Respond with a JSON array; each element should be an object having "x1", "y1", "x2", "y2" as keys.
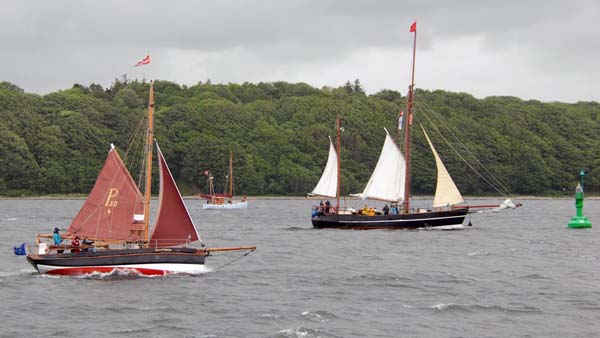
[{"x1": 2, "y1": 0, "x2": 599, "y2": 102}]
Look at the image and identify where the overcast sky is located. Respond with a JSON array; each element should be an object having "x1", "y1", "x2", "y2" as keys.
[{"x1": 2, "y1": 0, "x2": 599, "y2": 102}]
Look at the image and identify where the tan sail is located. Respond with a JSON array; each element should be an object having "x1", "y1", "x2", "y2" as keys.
[{"x1": 421, "y1": 126, "x2": 464, "y2": 208}]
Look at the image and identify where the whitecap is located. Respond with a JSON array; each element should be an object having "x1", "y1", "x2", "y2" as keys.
[{"x1": 431, "y1": 303, "x2": 454, "y2": 310}]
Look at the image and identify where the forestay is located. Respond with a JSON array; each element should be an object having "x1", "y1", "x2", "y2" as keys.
[
  {"x1": 421, "y1": 126, "x2": 464, "y2": 208},
  {"x1": 354, "y1": 128, "x2": 406, "y2": 202},
  {"x1": 309, "y1": 137, "x2": 338, "y2": 198}
]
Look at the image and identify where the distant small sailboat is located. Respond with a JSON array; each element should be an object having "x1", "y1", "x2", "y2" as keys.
[
  {"x1": 24, "y1": 82, "x2": 255, "y2": 276},
  {"x1": 200, "y1": 150, "x2": 248, "y2": 210}
]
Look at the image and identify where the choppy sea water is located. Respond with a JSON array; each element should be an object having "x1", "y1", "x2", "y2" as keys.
[{"x1": 1, "y1": 198, "x2": 600, "y2": 337}]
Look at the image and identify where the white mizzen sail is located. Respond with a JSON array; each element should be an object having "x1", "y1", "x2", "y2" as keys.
[
  {"x1": 310, "y1": 136, "x2": 338, "y2": 198},
  {"x1": 355, "y1": 128, "x2": 406, "y2": 202},
  {"x1": 421, "y1": 126, "x2": 464, "y2": 208}
]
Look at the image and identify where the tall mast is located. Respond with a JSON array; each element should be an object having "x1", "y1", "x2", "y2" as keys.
[
  {"x1": 229, "y1": 149, "x2": 234, "y2": 196},
  {"x1": 403, "y1": 22, "x2": 417, "y2": 214},
  {"x1": 143, "y1": 81, "x2": 155, "y2": 245},
  {"x1": 336, "y1": 117, "x2": 341, "y2": 212}
]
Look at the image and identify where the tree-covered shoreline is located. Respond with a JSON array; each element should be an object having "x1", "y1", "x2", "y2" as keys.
[{"x1": 1, "y1": 79, "x2": 598, "y2": 197}]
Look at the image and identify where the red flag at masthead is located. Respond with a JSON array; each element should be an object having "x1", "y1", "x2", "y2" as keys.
[{"x1": 410, "y1": 22, "x2": 417, "y2": 33}]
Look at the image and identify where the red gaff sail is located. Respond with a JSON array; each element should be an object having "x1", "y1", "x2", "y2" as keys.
[
  {"x1": 67, "y1": 146, "x2": 144, "y2": 241},
  {"x1": 149, "y1": 144, "x2": 200, "y2": 248}
]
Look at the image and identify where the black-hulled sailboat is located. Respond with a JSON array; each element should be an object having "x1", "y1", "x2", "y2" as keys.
[{"x1": 310, "y1": 22, "x2": 469, "y2": 230}]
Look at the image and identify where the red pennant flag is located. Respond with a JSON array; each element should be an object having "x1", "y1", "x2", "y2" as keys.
[
  {"x1": 410, "y1": 22, "x2": 417, "y2": 33},
  {"x1": 134, "y1": 54, "x2": 151, "y2": 67}
]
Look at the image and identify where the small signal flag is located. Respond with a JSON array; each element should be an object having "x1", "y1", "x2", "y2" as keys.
[{"x1": 134, "y1": 54, "x2": 151, "y2": 67}]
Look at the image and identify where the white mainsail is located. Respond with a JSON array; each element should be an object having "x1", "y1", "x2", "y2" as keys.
[
  {"x1": 421, "y1": 126, "x2": 464, "y2": 208},
  {"x1": 354, "y1": 128, "x2": 406, "y2": 202},
  {"x1": 310, "y1": 137, "x2": 338, "y2": 198}
]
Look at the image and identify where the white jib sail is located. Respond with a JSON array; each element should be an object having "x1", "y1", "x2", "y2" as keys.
[
  {"x1": 310, "y1": 137, "x2": 338, "y2": 198},
  {"x1": 421, "y1": 126, "x2": 464, "y2": 208},
  {"x1": 355, "y1": 128, "x2": 406, "y2": 202}
]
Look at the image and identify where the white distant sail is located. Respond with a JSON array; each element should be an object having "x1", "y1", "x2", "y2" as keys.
[
  {"x1": 421, "y1": 126, "x2": 464, "y2": 208},
  {"x1": 354, "y1": 128, "x2": 406, "y2": 202},
  {"x1": 310, "y1": 137, "x2": 338, "y2": 198}
]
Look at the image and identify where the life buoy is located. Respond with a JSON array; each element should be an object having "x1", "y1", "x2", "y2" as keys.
[{"x1": 330, "y1": 207, "x2": 336, "y2": 214}]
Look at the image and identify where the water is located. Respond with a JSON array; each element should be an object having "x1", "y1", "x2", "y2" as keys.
[{"x1": 2, "y1": 198, "x2": 600, "y2": 337}]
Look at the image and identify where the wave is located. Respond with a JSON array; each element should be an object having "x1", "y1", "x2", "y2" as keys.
[
  {"x1": 285, "y1": 226, "x2": 313, "y2": 231},
  {"x1": 341, "y1": 272, "x2": 422, "y2": 289},
  {"x1": 518, "y1": 273, "x2": 548, "y2": 280},
  {"x1": 277, "y1": 327, "x2": 341, "y2": 338},
  {"x1": 430, "y1": 303, "x2": 542, "y2": 314},
  {"x1": 259, "y1": 313, "x2": 284, "y2": 321},
  {"x1": 467, "y1": 251, "x2": 489, "y2": 256},
  {"x1": 349, "y1": 272, "x2": 415, "y2": 283},
  {"x1": 300, "y1": 310, "x2": 338, "y2": 323}
]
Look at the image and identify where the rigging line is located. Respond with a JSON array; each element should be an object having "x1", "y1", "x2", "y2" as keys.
[
  {"x1": 414, "y1": 98, "x2": 513, "y2": 196},
  {"x1": 123, "y1": 116, "x2": 146, "y2": 168},
  {"x1": 209, "y1": 250, "x2": 254, "y2": 272},
  {"x1": 415, "y1": 109, "x2": 509, "y2": 197},
  {"x1": 415, "y1": 100, "x2": 512, "y2": 196},
  {"x1": 413, "y1": 103, "x2": 512, "y2": 197},
  {"x1": 127, "y1": 119, "x2": 147, "y2": 213}
]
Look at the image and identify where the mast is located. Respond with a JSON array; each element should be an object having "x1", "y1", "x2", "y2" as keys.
[
  {"x1": 143, "y1": 81, "x2": 155, "y2": 245},
  {"x1": 336, "y1": 117, "x2": 341, "y2": 212},
  {"x1": 208, "y1": 175, "x2": 214, "y2": 196},
  {"x1": 403, "y1": 22, "x2": 417, "y2": 214},
  {"x1": 229, "y1": 149, "x2": 234, "y2": 197}
]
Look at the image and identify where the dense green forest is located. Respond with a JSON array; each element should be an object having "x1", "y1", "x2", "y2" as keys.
[{"x1": 0, "y1": 79, "x2": 599, "y2": 197}]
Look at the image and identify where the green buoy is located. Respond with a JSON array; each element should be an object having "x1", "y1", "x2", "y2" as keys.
[{"x1": 568, "y1": 169, "x2": 592, "y2": 228}]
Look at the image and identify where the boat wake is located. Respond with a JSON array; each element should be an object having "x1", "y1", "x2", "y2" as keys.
[
  {"x1": 420, "y1": 224, "x2": 466, "y2": 231},
  {"x1": 69, "y1": 267, "x2": 210, "y2": 280},
  {"x1": 0, "y1": 269, "x2": 38, "y2": 279},
  {"x1": 72, "y1": 268, "x2": 167, "y2": 280}
]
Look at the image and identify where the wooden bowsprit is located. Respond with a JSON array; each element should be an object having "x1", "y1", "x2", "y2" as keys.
[
  {"x1": 206, "y1": 246, "x2": 257, "y2": 254},
  {"x1": 205, "y1": 246, "x2": 257, "y2": 272}
]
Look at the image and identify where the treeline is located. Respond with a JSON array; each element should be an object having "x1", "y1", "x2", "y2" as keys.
[{"x1": 0, "y1": 79, "x2": 599, "y2": 197}]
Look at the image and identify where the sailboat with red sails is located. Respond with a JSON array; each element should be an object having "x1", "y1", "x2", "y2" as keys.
[
  {"x1": 25, "y1": 82, "x2": 255, "y2": 276},
  {"x1": 310, "y1": 22, "x2": 470, "y2": 230}
]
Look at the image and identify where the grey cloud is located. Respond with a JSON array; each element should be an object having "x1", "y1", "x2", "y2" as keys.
[{"x1": 1, "y1": 0, "x2": 599, "y2": 101}]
